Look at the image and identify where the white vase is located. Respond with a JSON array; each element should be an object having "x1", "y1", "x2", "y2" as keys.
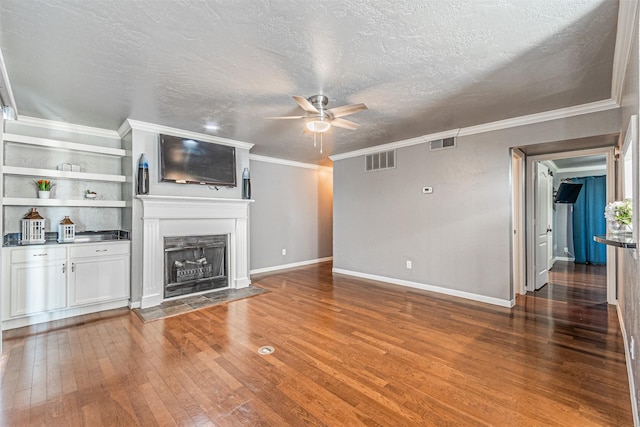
[{"x1": 37, "y1": 190, "x2": 50, "y2": 199}]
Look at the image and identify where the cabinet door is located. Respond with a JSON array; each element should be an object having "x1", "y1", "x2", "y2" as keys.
[
  {"x1": 69, "y1": 255, "x2": 130, "y2": 307},
  {"x1": 10, "y1": 261, "x2": 67, "y2": 317}
]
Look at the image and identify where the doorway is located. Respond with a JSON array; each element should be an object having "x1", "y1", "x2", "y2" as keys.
[{"x1": 514, "y1": 146, "x2": 616, "y2": 303}]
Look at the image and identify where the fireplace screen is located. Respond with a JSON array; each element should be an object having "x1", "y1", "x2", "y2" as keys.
[{"x1": 164, "y1": 234, "x2": 228, "y2": 298}]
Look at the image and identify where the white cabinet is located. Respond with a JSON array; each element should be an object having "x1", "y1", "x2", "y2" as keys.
[
  {"x1": 7, "y1": 246, "x2": 67, "y2": 316},
  {"x1": 2, "y1": 241, "x2": 130, "y2": 329},
  {"x1": 68, "y1": 242, "x2": 130, "y2": 307}
]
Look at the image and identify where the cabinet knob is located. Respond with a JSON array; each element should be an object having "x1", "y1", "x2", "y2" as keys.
[
  {"x1": 33, "y1": 253, "x2": 48, "y2": 257},
  {"x1": 95, "y1": 249, "x2": 108, "y2": 253},
  {"x1": 62, "y1": 263, "x2": 66, "y2": 274},
  {"x1": 71, "y1": 263, "x2": 75, "y2": 273}
]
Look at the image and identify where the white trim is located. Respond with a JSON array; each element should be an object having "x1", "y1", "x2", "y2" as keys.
[
  {"x1": 250, "y1": 257, "x2": 333, "y2": 275},
  {"x1": 0, "y1": 47, "x2": 17, "y2": 115},
  {"x1": 250, "y1": 154, "x2": 332, "y2": 171},
  {"x1": 611, "y1": 0, "x2": 640, "y2": 104},
  {"x1": 329, "y1": 134, "x2": 448, "y2": 161},
  {"x1": 120, "y1": 119, "x2": 254, "y2": 150},
  {"x1": 617, "y1": 305, "x2": 639, "y2": 426},
  {"x1": 553, "y1": 164, "x2": 607, "y2": 174},
  {"x1": 129, "y1": 301, "x2": 141, "y2": 309},
  {"x1": 332, "y1": 268, "x2": 515, "y2": 308},
  {"x1": 14, "y1": 116, "x2": 120, "y2": 139},
  {"x1": 458, "y1": 99, "x2": 619, "y2": 137},
  {"x1": 330, "y1": 99, "x2": 619, "y2": 162},
  {"x1": 553, "y1": 256, "x2": 575, "y2": 262},
  {"x1": 1, "y1": 299, "x2": 129, "y2": 331}
]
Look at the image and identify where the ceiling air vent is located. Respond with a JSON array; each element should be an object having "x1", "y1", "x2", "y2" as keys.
[
  {"x1": 429, "y1": 137, "x2": 456, "y2": 151},
  {"x1": 365, "y1": 150, "x2": 396, "y2": 172}
]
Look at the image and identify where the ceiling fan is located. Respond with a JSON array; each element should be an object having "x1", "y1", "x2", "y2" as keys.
[{"x1": 267, "y1": 95, "x2": 368, "y2": 133}]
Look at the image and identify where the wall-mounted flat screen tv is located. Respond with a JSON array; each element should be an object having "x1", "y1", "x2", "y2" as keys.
[{"x1": 159, "y1": 134, "x2": 236, "y2": 187}]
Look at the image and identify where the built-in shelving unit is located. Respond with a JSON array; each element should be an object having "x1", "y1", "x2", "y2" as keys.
[
  {"x1": 3, "y1": 133, "x2": 126, "y2": 156},
  {"x1": 3, "y1": 166, "x2": 126, "y2": 182},
  {"x1": 2, "y1": 133, "x2": 127, "y2": 207},
  {"x1": 2, "y1": 197, "x2": 126, "y2": 207}
]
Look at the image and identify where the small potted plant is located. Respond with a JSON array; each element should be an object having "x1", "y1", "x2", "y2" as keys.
[
  {"x1": 34, "y1": 179, "x2": 53, "y2": 199},
  {"x1": 85, "y1": 190, "x2": 97, "y2": 199}
]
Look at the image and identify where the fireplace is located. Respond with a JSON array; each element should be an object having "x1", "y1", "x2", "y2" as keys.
[
  {"x1": 164, "y1": 234, "x2": 228, "y2": 298},
  {"x1": 138, "y1": 195, "x2": 252, "y2": 309}
]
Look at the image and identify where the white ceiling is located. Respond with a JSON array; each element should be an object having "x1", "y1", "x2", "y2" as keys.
[{"x1": 0, "y1": 0, "x2": 619, "y2": 165}]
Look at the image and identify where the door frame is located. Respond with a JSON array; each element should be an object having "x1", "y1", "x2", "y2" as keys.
[
  {"x1": 511, "y1": 148, "x2": 526, "y2": 296},
  {"x1": 523, "y1": 147, "x2": 616, "y2": 303}
]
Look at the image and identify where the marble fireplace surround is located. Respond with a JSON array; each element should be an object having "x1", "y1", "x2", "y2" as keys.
[{"x1": 138, "y1": 195, "x2": 252, "y2": 309}]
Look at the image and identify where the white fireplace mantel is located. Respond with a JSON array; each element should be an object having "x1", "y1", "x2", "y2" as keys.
[{"x1": 138, "y1": 195, "x2": 253, "y2": 308}]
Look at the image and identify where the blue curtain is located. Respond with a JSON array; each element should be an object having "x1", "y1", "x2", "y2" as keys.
[{"x1": 572, "y1": 176, "x2": 606, "y2": 264}]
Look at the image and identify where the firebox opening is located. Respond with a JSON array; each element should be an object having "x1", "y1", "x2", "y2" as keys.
[{"x1": 164, "y1": 234, "x2": 228, "y2": 299}]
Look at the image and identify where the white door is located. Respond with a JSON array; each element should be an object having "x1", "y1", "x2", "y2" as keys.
[
  {"x1": 535, "y1": 163, "x2": 552, "y2": 290},
  {"x1": 547, "y1": 172, "x2": 555, "y2": 271}
]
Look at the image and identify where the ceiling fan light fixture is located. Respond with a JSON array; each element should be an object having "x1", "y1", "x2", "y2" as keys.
[{"x1": 306, "y1": 118, "x2": 331, "y2": 133}]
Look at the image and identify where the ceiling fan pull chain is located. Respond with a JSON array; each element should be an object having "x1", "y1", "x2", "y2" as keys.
[{"x1": 320, "y1": 133, "x2": 323, "y2": 154}]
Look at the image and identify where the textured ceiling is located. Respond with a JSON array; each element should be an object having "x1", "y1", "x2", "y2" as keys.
[{"x1": 0, "y1": 0, "x2": 619, "y2": 165}]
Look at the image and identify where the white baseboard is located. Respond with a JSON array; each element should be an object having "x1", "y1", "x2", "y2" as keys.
[
  {"x1": 250, "y1": 257, "x2": 333, "y2": 275},
  {"x1": 617, "y1": 305, "x2": 639, "y2": 426},
  {"x1": 554, "y1": 256, "x2": 575, "y2": 262},
  {"x1": 332, "y1": 268, "x2": 515, "y2": 308}
]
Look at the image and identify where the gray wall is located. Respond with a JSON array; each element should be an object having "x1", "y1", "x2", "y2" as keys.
[
  {"x1": 618, "y1": 9, "x2": 640, "y2": 419},
  {"x1": 333, "y1": 109, "x2": 620, "y2": 303},
  {"x1": 249, "y1": 158, "x2": 333, "y2": 271}
]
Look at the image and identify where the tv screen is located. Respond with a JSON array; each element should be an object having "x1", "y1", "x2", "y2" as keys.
[
  {"x1": 159, "y1": 134, "x2": 236, "y2": 187},
  {"x1": 554, "y1": 182, "x2": 583, "y2": 204}
]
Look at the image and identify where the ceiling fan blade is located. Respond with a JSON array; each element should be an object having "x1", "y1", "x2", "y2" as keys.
[
  {"x1": 292, "y1": 95, "x2": 319, "y2": 113},
  {"x1": 331, "y1": 117, "x2": 360, "y2": 130},
  {"x1": 265, "y1": 115, "x2": 307, "y2": 120},
  {"x1": 327, "y1": 103, "x2": 367, "y2": 118}
]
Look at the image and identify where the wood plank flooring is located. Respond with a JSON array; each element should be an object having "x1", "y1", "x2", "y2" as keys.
[{"x1": 0, "y1": 261, "x2": 632, "y2": 426}]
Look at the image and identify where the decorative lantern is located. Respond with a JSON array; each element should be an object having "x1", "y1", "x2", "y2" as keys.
[
  {"x1": 21, "y1": 208, "x2": 46, "y2": 244},
  {"x1": 57, "y1": 216, "x2": 75, "y2": 243}
]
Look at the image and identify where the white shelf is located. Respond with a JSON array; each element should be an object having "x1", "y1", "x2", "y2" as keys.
[
  {"x1": 3, "y1": 166, "x2": 126, "y2": 183},
  {"x1": 3, "y1": 198, "x2": 126, "y2": 208},
  {"x1": 3, "y1": 133, "x2": 126, "y2": 157}
]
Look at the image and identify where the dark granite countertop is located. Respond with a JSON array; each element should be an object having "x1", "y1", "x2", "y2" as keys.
[{"x1": 3, "y1": 230, "x2": 130, "y2": 247}]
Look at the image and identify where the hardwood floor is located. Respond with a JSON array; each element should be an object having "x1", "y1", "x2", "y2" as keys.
[{"x1": 0, "y1": 261, "x2": 632, "y2": 426}]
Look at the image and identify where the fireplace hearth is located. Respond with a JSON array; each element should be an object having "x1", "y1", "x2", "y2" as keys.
[{"x1": 164, "y1": 234, "x2": 228, "y2": 298}]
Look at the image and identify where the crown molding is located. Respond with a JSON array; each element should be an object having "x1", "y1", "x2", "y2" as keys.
[
  {"x1": 331, "y1": 99, "x2": 619, "y2": 162},
  {"x1": 329, "y1": 134, "x2": 448, "y2": 161},
  {"x1": 14, "y1": 115, "x2": 121, "y2": 139},
  {"x1": 611, "y1": 0, "x2": 639, "y2": 104},
  {"x1": 120, "y1": 119, "x2": 254, "y2": 150},
  {"x1": 250, "y1": 154, "x2": 332, "y2": 171},
  {"x1": 554, "y1": 164, "x2": 607, "y2": 174},
  {"x1": 457, "y1": 99, "x2": 619, "y2": 136}
]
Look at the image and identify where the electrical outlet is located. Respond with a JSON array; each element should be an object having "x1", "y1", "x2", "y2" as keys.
[
  {"x1": 282, "y1": 249, "x2": 286, "y2": 255},
  {"x1": 406, "y1": 260, "x2": 412, "y2": 269},
  {"x1": 563, "y1": 247, "x2": 569, "y2": 254}
]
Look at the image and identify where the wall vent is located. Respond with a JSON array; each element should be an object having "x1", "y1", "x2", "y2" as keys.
[
  {"x1": 429, "y1": 137, "x2": 456, "y2": 151},
  {"x1": 365, "y1": 150, "x2": 396, "y2": 172}
]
